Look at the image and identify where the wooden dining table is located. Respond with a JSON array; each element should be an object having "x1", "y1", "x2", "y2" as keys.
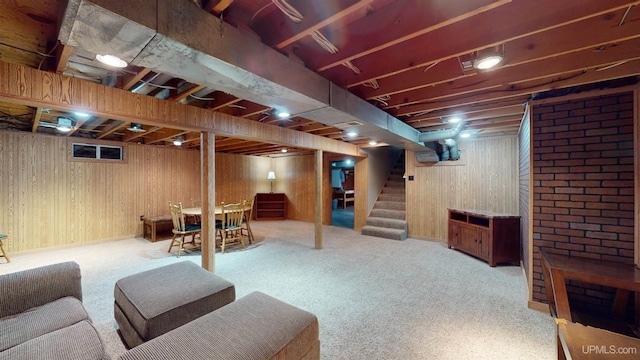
[{"x1": 182, "y1": 205, "x2": 254, "y2": 242}]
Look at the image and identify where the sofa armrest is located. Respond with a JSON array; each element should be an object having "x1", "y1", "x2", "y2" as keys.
[{"x1": 0, "y1": 261, "x2": 83, "y2": 318}]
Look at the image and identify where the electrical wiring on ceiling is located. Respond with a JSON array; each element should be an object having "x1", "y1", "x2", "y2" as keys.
[
  {"x1": 310, "y1": 31, "x2": 339, "y2": 54},
  {"x1": 362, "y1": 80, "x2": 380, "y2": 89},
  {"x1": 342, "y1": 61, "x2": 361, "y2": 75},
  {"x1": 273, "y1": 0, "x2": 304, "y2": 22}
]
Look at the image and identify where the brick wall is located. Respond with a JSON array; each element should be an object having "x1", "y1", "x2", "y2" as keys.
[{"x1": 531, "y1": 92, "x2": 634, "y2": 314}]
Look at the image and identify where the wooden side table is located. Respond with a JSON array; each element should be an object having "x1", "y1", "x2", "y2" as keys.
[{"x1": 0, "y1": 234, "x2": 10, "y2": 263}]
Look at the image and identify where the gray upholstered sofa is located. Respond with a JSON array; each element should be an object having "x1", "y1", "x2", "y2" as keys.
[
  {"x1": 0, "y1": 261, "x2": 320, "y2": 360},
  {"x1": 0, "y1": 261, "x2": 107, "y2": 360}
]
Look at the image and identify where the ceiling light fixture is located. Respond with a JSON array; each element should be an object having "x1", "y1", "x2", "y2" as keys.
[
  {"x1": 127, "y1": 123, "x2": 145, "y2": 132},
  {"x1": 472, "y1": 45, "x2": 504, "y2": 70},
  {"x1": 73, "y1": 111, "x2": 90, "y2": 118},
  {"x1": 173, "y1": 135, "x2": 184, "y2": 146},
  {"x1": 277, "y1": 111, "x2": 290, "y2": 118},
  {"x1": 56, "y1": 117, "x2": 73, "y2": 132},
  {"x1": 444, "y1": 116, "x2": 462, "y2": 124},
  {"x1": 96, "y1": 54, "x2": 128, "y2": 68},
  {"x1": 369, "y1": 140, "x2": 378, "y2": 145},
  {"x1": 346, "y1": 131, "x2": 358, "y2": 138},
  {"x1": 281, "y1": 148, "x2": 288, "y2": 153}
]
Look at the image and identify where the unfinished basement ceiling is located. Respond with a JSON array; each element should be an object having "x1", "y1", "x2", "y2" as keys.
[{"x1": 0, "y1": 0, "x2": 639, "y2": 156}]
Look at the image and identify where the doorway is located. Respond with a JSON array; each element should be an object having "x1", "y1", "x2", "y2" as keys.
[{"x1": 331, "y1": 159, "x2": 354, "y2": 229}]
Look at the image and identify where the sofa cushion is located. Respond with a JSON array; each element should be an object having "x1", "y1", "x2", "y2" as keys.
[
  {"x1": 117, "y1": 291, "x2": 319, "y2": 360},
  {"x1": 0, "y1": 296, "x2": 90, "y2": 352},
  {"x1": 114, "y1": 261, "x2": 235, "y2": 343},
  {"x1": 0, "y1": 320, "x2": 106, "y2": 360},
  {"x1": 0, "y1": 261, "x2": 82, "y2": 318}
]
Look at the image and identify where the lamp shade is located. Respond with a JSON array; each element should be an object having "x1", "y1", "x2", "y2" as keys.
[{"x1": 267, "y1": 171, "x2": 276, "y2": 180}]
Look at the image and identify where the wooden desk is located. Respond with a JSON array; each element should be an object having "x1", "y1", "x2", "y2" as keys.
[
  {"x1": 556, "y1": 319, "x2": 640, "y2": 360},
  {"x1": 540, "y1": 250, "x2": 640, "y2": 323}
]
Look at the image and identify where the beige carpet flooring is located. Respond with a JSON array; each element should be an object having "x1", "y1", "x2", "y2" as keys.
[{"x1": 0, "y1": 220, "x2": 555, "y2": 359}]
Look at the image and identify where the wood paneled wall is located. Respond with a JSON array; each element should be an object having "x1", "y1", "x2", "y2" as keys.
[
  {"x1": 273, "y1": 154, "x2": 315, "y2": 222},
  {"x1": 0, "y1": 131, "x2": 323, "y2": 253},
  {"x1": 0, "y1": 131, "x2": 200, "y2": 252},
  {"x1": 406, "y1": 137, "x2": 519, "y2": 241},
  {"x1": 214, "y1": 152, "x2": 271, "y2": 205}
]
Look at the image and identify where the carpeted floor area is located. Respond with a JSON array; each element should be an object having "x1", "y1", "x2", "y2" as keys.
[{"x1": 0, "y1": 220, "x2": 555, "y2": 359}]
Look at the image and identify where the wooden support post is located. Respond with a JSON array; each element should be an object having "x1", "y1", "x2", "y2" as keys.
[
  {"x1": 201, "y1": 132, "x2": 216, "y2": 271},
  {"x1": 315, "y1": 150, "x2": 323, "y2": 249}
]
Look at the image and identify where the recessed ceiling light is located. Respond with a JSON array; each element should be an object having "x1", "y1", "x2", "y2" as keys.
[
  {"x1": 346, "y1": 131, "x2": 358, "y2": 137},
  {"x1": 96, "y1": 54, "x2": 128, "y2": 68},
  {"x1": 277, "y1": 111, "x2": 290, "y2": 118},
  {"x1": 281, "y1": 148, "x2": 288, "y2": 153},
  {"x1": 369, "y1": 140, "x2": 378, "y2": 145},
  {"x1": 473, "y1": 54, "x2": 502, "y2": 70}
]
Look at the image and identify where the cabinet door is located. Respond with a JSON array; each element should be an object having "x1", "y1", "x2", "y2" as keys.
[
  {"x1": 448, "y1": 222, "x2": 460, "y2": 248},
  {"x1": 459, "y1": 225, "x2": 477, "y2": 254},
  {"x1": 478, "y1": 228, "x2": 490, "y2": 258}
]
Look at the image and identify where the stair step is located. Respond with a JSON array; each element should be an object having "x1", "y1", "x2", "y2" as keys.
[
  {"x1": 370, "y1": 208, "x2": 406, "y2": 220},
  {"x1": 374, "y1": 201, "x2": 405, "y2": 211},
  {"x1": 366, "y1": 217, "x2": 407, "y2": 230},
  {"x1": 378, "y1": 193, "x2": 406, "y2": 202},
  {"x1": 382, "y1": 187, "x2": 404, "y2": 195},
  {"x1": 385, "y1": 180, "x2": 404, "y2": 188},
  {"x1": 361, "y1": 225, "x2": 407, "y2": 240}
]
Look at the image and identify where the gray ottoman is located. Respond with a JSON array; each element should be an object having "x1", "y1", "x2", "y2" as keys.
[{"x1": 114, "y1": 261, "x2": 235, "y2": 348}]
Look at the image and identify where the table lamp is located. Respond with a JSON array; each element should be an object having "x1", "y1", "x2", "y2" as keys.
[{"x1": 267, "y1": 171, "x2": 276, "y2": 193}]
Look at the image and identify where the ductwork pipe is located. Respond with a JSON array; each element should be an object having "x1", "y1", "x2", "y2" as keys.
[{"x1": 418, "y1": 121, "x2": 466, "y2": 143}]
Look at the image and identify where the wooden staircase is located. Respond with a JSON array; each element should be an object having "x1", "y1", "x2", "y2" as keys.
[{"x1": 361, "y1": 155, "x2": 407, "y2": 240}]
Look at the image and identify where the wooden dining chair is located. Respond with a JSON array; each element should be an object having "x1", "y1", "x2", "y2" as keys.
[
  {"x1": 189, "y1": 198, "x2": 202, "y2": 224},
  {"x1": 168, "y1": 202, "x2": 201, "y2": 257},
  {"x1": 219, "y1": 202, "x2": 246, "y2": 254},
  {"x1": 241, "y1": 197, "x2": 254, "y2": 244}
]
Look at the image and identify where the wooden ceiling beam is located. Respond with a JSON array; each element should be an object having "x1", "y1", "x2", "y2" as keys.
[
  {"x1": 122, "y1": 126, "x2": 161, "y2": 142},
  {"x1": 404, "y1": 104, "x2": 525, "y2": 125},
  {"x1": 96, "y1": 121, "x2": 128, "y2": 140},
  {"x1": 205, "y1": 0, "x2": 234, "y2": 15},
  {"x1": 307, "y1": 0, "x2": 509, "y2": 72},
  {"x1": 31, "y1": 107, "x2": 43, "y2": 133},
  {"x1": 123, "y1": 68, "x2": 152, "y2": 91},
  {"x1": 319, "y1": 0, "x2": 639, "y2": 88},
  {"x1": 401, "y1": 60, "x2": 640, "y2": 114},
  {"x1": 169, "y1": 84, "x2": 206, "y2": 103},
  {"x1": 270, "y1": 0, "x2": 373, "y2": 50},
  {"x1": 383, "y1": 38, "x2": 640, "y2": 109},
  {"x1": 55, "y1": 43, "x2": 73, "y2": 75},
  {"x1": 353, "y1": 8, "x2": 640, "y2": 99},
  {"x1": 145, "y1": 129, "x2": 190, "y2": 145}
]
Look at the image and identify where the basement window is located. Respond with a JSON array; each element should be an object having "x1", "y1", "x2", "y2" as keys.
[{"x1": 72, "y1": 143, "x2": 123, "y2": 161}]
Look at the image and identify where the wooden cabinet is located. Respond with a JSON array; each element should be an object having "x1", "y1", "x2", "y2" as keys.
[
  {"x1": 254, "y1": 193, "x2": 286, "y2": 220},
  {"x1": 447, "y1": 208, "x2": 520, "y2": 267}
]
